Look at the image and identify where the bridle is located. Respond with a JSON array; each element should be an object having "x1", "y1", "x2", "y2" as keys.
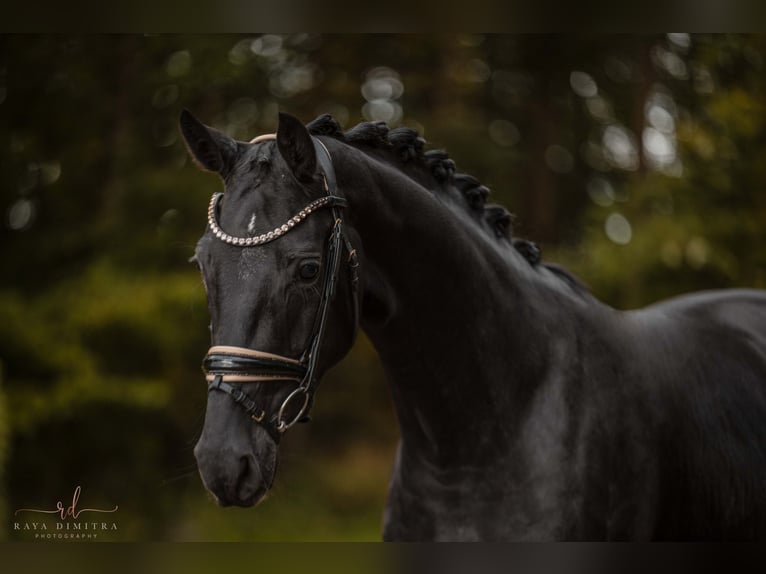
[{"x1": 201, "y1": 135, "x2": 359, "y2": 441}]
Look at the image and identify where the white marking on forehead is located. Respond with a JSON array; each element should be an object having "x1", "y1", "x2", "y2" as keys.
[
  {"x1": 250, "y1": 133, "x2": 276, "y2": 143},
  {"x1": 243, "y1": 134, "x2": 272, "y2": 242}
]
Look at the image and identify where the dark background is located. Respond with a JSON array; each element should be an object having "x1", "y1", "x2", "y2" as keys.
[{"x1": 1, "y1": 34, "x2": 765, "y2": 540}]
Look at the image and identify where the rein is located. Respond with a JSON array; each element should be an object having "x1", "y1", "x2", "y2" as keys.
[{"x1": 201, "y1": 136, "x2": 359, "y2": 441}]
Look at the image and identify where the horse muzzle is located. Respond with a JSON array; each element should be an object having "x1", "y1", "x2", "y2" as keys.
[{"x1": 194, "y1": 427, "x2": 278, "y2": 508}]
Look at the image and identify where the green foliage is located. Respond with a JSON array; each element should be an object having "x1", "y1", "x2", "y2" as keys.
[{"x1": 554, "y1": 35, "x2": 766, "y2": 308}]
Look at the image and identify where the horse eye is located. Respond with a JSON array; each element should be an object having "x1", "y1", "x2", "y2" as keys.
[{"x1": 299, "y1": 261, "x2": 320, "y2": 280}]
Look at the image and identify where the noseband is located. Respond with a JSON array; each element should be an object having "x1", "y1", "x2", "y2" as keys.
[{"x1": 201, "y1": 136, "x2": 359, "y2": 441}]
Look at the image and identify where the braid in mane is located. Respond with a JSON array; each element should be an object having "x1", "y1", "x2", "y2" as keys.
[
  {"x1": 512, "y1": 239, "x2": 542, "y2": 265},
  {"x1": 344, "y1": 121, "x2": 391, "y2": 148},
  {"x1": 387, "y1": 127, "x2": 425, "y2": 162},
  {"x1": 484, "y1": 204, "x2": 514, "y2": 240},
  {"x1": 453, "y1": 174, "x2": 490, "y2": 216},
  {"x1": 424, "y1": 150, "x2": 456, "y2": 183},
  {"x1": 306, "y1": 114, "x2": 345, "y2": 139}
]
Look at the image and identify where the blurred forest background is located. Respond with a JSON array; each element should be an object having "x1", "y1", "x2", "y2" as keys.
[{"x1": 1, "y1": 34, "x2": 765, "y2": 541}]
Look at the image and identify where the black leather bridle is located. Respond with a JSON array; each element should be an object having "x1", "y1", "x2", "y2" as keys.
[{"x1": 201, "y1": 136, "x2": 359, "y2": 441}]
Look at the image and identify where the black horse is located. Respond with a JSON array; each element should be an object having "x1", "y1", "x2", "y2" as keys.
[{"x1": 180, "y1": 109, "x2": 766, "y2": 540}]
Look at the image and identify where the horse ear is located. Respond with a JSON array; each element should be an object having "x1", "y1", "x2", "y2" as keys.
[
  {"x1": 179, "y1": 109, "x2": 238, "y2": 175},
  {"x1": 277, "y1": 112, "x2": 317, "y2": 184}
]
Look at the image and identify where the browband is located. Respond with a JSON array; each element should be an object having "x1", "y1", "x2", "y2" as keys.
[{"x1": 250, "y1": 133, "x2": 276, "y2": 143}]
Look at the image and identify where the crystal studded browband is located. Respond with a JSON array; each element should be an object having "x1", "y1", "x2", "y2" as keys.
[{"x1": 207, "y1": 193, "x2": 349, "y2": 247}]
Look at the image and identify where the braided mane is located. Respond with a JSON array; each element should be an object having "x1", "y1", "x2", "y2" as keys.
[{"x1": 305, "y1": 114, "x2": 588, "y2": 295}]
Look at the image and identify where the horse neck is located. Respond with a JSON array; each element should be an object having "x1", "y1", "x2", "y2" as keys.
[{"x1": 336, "y1": 144, "x2": 581, "y2": 466}]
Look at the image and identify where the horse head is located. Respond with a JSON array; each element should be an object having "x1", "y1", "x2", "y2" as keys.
[{"x1": 180, "y1": 110, "x2": 359, "y2": 507}]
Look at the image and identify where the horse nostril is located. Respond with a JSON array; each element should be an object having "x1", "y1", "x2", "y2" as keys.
[
  {"x1": 239, "y1": 455, "x2": 249, "y2": 479},
  {"x1": 236, "y1": 454, "x2": 260, "y2": 500}
]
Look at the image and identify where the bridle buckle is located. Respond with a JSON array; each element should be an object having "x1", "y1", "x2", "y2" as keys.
[{"x1": 251, "y1": 410, "x2": 266, "y2": 423}]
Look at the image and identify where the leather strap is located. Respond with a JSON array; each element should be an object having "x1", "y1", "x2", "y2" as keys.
[
  {"x1": 250, "y1": 133, "x2": 276, "y2": 144},
  {"x1": 207, "y1": 345, "x2": 303, "y2": 365},
  {"x1": 314, "y1": 138, "x2": 360, "y2": 341},
  {"x1": 203, "y1": 346, "x2": 306, "y2": 382},
  {"x1": 207, "y1": 375, "x2": 282, "y2": 442}
]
